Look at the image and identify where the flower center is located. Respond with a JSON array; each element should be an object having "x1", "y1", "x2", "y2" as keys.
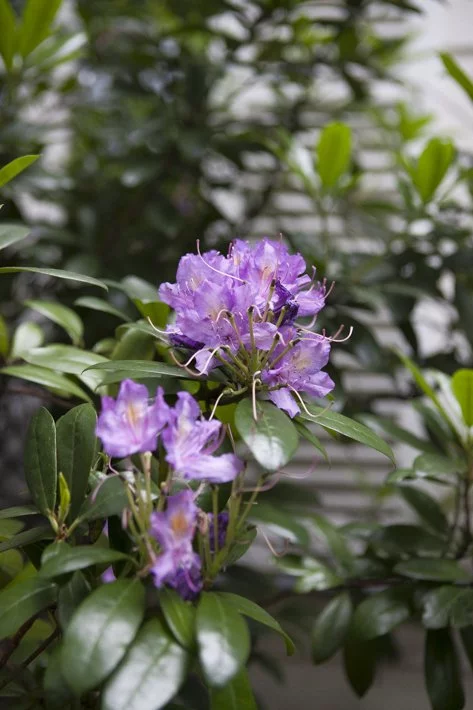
[{"x1": 170, "y1": 511, "x2": 190, "y2": 536}]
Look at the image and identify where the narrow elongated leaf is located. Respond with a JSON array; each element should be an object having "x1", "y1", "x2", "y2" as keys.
[
  {"x1": 0, "y1": 314, "x2": 8, "y2": 356},
  {"x1": 24, "y1": 407, "x2": 56, "y2": 516},
  {"x1": 210, "y1": 668, "x2": 257, "y2": 710},
  {"x1": 317, "y1": 122, "x2": 352, "y2": 188},
  {"x1": 249, "y1": 502, "x2": 309, "y2": 546},
  {"x1": 301, "y1": 405, "x2": 394, "y2": 463},
  {"x1": 40, "y1": 543, "x2": 129, "y2": 579},
  {"x1": 294, "y1": 420, "x2": 329, "y2": 462},
  {"x1": 350, "y1": 590, "x2": 410, "y2": 641},
  {"x1": 19, "y1": 0, "x2": 64, "y2": 57},
  {"x1": 78, "y1": 476, "x2": 128, "y2": 522},
  {"x1": 86, "y1": 359, "x2": 208, "y2": 382},
  {"x1": 0, "y1": 0, "x2": 16, "y2": 70},
  {"x1": 57, "y1": 571, "x2": 91, "y2": 629},
  {"x1": 440, "y1": 53, "x2": 473, "y2": 103},
  {"x1": 0, "y1": 156, "x2": 39, "y2": 189},
  {"x1": 343, "y1": 639, "x2": 376, "y2": 698},
  {"x1": 414, "y1": 452, "x2": 464, "y2": 479},
  {"x1": 61, "y1": 579, "x2": 145, "y2": 694},
  {"x1": 25, "y1": 300, "x2": 83, "y2": 345},
  {"x1": 102, "y1": 618, "x2": 189, "y2": 710},
  {"x1": 425, "y1": 629, "x2": 464, "y2": 710},
  {"x1": 0, "y1": 223, "x2": 30, "y2": 250},
  {"x1": 159, "y1": 588, "x2": 195, "y2": 649},
  {"x1": 56, "y1": 404, "x2": 97, "y2": 521},
  {"x1": 0, "y1": 577, "x2": 56, "y2": 640},
  {"x1": 413, "y1": 138, "x2": 454, "y2": 203},
  {"x1": 235, "y1": 399, "x2": 299, "y2": 471},
  {"x1": 10, "y1": 322, "x2": 44, "y2": 358},
  {"x1": 0, "y1": 525, "x2": 53, "y2": 553},
  {"x1": 0, "y1": 266, "x2": 107, "y2": 290},
  {"x1": 398, "y1": 485, "x2": 449, "y2": 535},
  {"x1": 309, "y1": 514, "x2": 355, "y2": 574},
  {"x1": 312, "y1": 593, "x2": 352, "y2": 664},
  {"x1": 23, "y1": 345, "x2": 108, "y2": 390},
  {"x1": 75, "y1": 296, "x2": 131, "y2": 322},
  {"x1": 358, "y1": 413, "x2": 438, "y2": 454},
  {"x1": 218, "y1": 592, "x2": 295, "y2": 655},
  {"x1": 451, "y1": 369, "x2": 473, "y2": 427},
  {"x1": 0, "y1": 505, "x2": 38, "y2": 520},
  {"x1": 197, "y1": 592, "x2": 250, "y2": 688},
  {"x1": 2, "y1": 364, "x2": 90, "y2": 401},
  {"x1": 395, "y1": 559, "x2": 471, "y2": 582}
]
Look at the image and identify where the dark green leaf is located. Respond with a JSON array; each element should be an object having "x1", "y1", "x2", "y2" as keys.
[
  {"x1": 75, "y1": 296, "x2": 131, "y2": 322},
  {"x1": 57, "y1": 571, "x2": 91, "y2": 629},
  {"x1": 276, "y1": 555, "x2": 341, "y2": 592},
  {"x1": 0, "y1": 266, "x2": 107, "y2": 290},
  {"x1": 159, "y1": 587, "x2": 196, "y2": 649},
  {"x1": 24, "y1": 407, "x2": 57, "y2": 517},
  {"x1": 78, "y1": 476, "x2": 128, "y2": 522},
  {"x1": 196, "y1": 592, "x2": 250, "y2": 688},
  {"x1": 0, "y1": 525, "x2": 53, "y2": 553},
  {"x1": 40, "y1": 542, "x2": 129, "y2": 579},
  {"x1": 102, "y1": 618, "x2": 189, "y2": 710},
  {"x1": 0, "y1": 0, "x2": 16, "y2": 70},
  {"x1": 86, "y1": 359, "x2": 208, "y2": 383},
  {"x1": 395, "y1": 559, "x2": 471, "y2": 582},
  {"x1": 358, "y1": 414, "x2": 438, "y2": 454},
  {"x1": 61, "y1": 579, "x2": 145, "y2": 694},
  {"x1": 414, "y1": 453, "x2": 464, "y2": 480},
  {"x1": 210, "y1": 667, "x2": 257, "y2": 710},
  {"x1": 301, "y1": 405, "x2": 394, "y2": 463},
  {"x1": 249, "y1": 502, "x2": 309, "y2": 547},
  {"x1": 23, "y1": 345, "x2": 108, "y2": 390},
  {"x1": 398, "y1": 485, "x2": 449, "y2": 535},
  {"x1": 312, "y1": 592, "x2": 352, "y2": 664},
  {"x1": 460, "y1": 627, "x2": 473, "y2": 672},
  {"x1": 1, "y1": 364, "x2": 90, "y2": 401},
  {"x1": 235, "y1": 399, "x2": 299, "y2": 471},
  {"x1": 0, "y1": 223, "x2": 31, "y2": 250},
  {"x1": 225, "y1": 526, "x2": 257, "y2": 566},
  {"x1": 350, "y1": 589, "x2": 410, "y2": 641},
  {"x1": 317, "y1": 122, "x2": 352, "y2": 188},
  {"x1": 0, "y1": 156, "x2": 39, "y2": 190},
  {"x1": 425, "y1": 629, "x2": 464, "y2": 710},
  {"x1": 25, "y1": 300, "x2": 83, "y2": 345},
  {"x1": 0, "y1": 505, "x2": 38, "y2": 520},
  {"x1": 43, "y1": 644, "x2": 74, "y2": 709},
  {"x1": 0, "y1": 314, "x2": 8, "y2": 357},
  {"x1": 56, "y1": 404, "x2": 97, "y2": 522},
  {"x1": 218, "y1": 592, "x2": 295, "y2": 655},
  {"x1": 294, "y1": 420, "x2": 329, "y2": 462},
  {"x1": 19, "y1": 0, "x2": 64, "y2": 57},
  {"x1": 440, "y1": 53, "x2": 473, "y2": 103},
  {"x1": 422, "y1": 586, "x2": 473, "y2": 630},
  {"x1": 343, "y1": 639, "x2": 376, "y2": 698},
  {"x1": 451, "y1": 369, "x2": 473, "y2": 427},
  {"x1": 0, "y1": 577, "x2": 56, "y2": 640},
  {"x1": 371, "y1": 524, "x2": 445, "y2": 558},
  {"x1": 309, "y1": 514, "x2": 355, "y2": 574}
]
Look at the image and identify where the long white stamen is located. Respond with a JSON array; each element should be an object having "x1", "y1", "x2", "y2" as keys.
[
  {"x1": 261, "y1": 528, "x2": 289, "y2": 558},
  {"x1": 287, "y1": 385, "x2": 334, "y2": 419},
  {"x1": 169, "y1": 349, "x2": 200, "y2": 376},
  {"x1": 196, "y1": 239, "x2": 246, "y2": 284},
  {"x1": 199, "y1": 346, "x2": 223, "y2": 374},
  {"x1": 238, "y1": 472, "x2": 281, "y2": 494},
  {"x1": 252, "y1": 370, "x2": 262, "y2": 421},
  {"x1": 145, "y1": 317, "x2": 168, "y2": 337},
  {"x1": 328, "y1": 325, "x2": 353, "y2": 343},
  {"x1": 209, "y1": 389, "x2": 231, "y2": 421}
]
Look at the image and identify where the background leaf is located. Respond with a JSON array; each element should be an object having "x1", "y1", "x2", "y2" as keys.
[
  {"x1": 19, "y1": 0, "x2": 64, "y2": 57},
  {"x1": 0, "y1": 577, "x2": 56, "y2": 639},
  {"x1": 451, "y1": 369, "x2": 473, "y2": 427},
  {"x1": 24, "y1": 300, "x2": 83, "y2": 345},
  {"x1": 317, "y1": 122, "x2": 352, "y2": 188},
  {"x1": 312, "y1": 592, "x2": 352, "y2": 664},
  {"x1": 210, "y1": 668, "x2": 257, "y2": 710},
  {"x1": 425, "y1": 629, "x2": 464, "y2": 710},
  {"x1": 24, "y1": 407, "x2": 57, "y2": 517},
  {"x1": 0, "y1": 156, "x2": 39, "y2": 189}
]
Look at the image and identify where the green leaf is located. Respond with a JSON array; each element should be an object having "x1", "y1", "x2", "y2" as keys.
[
  {"x1": 235, "y1": 399, "x2": 299, "y2": 471},
  {"x1": 294, "y1": 420, "x2": 329, "y2": 462},
  {"x1": 440, "y1": 53, "x2": 473, "y2": 103},
  {"x1": 301, "y1": 405, "x2": 395, "y2": 463},
  {"x1": 0, "y1": 0, "x2": 17, "y2": 70},
  {"x1": 43, "y1": 645, "x2": 74, "y2": 709},
  {"x1": 40, "y1": 542, "x2": 129, "y2": 579},
  {"x1": 0, "y1": 577, "x2": 56, "y2": 640},
  {"x1": 357, "y1": 413, "x2": 438, "y2": 454},
  {"x1": 119, "y1": 275, "x2": 158, "y2": 302},
  {"x1": 312, "y1": 592, "x2": 352, "y2": 664},
  {"x1": 451, "y1": 369, "x2": 473, "y2": 427},
  {"x1": 396, "y1": 351, "x2": 446, "y2": 415},
  {"x1": 0, "y1": 314, "x2": 8, "y2": 357},
  {"x1": 425, "y1": 629, "x2": 464, "y2": 710},
  {"x1": 0, "y1": 505, "x2": 38, "y2": 520},
  {"x1": 102, "y1": 618, "x2": 189, "y2": 710},
  {"x1": 19, "y1": 0, "x2": 63, "y2": 57},
  {"x1": 414, "y1": 453, "x2": 464, "y2": 480},
  {"x1": 225, "y1": 526, "x2": 257, "y2": 567},
  {"x1": 0, "y1": 525, "x2": 53, "y2": 553},
  {"x1": 0, "y1": 156, "x2": 39, "y2": 189},
  {"x1": 350, "y1": 590, "x2": 410, "y2": 642},
  {"x1": 78, "y1": 476, "x2": 129, "y2": 522},
  {"x1": 412, "y1": 138, "x2": 454, "y2": 203},
  {"x1": 249, "y1": 502, "x2": 309, "y2": 546},
  {"x1": 317, "y1": 122, "x2": 352, "y2": 188},
  {"x1": 56, "y1": 404, "x2": 97, "y2": 522},
  {"x1": 23, "y1": 344, "x2": 108, "y2": 391},
  {"x1": 398, "y1": 485, "x2": 449, "y2": 536},
  {"x1": 87, "y1": 359, "x2": 213, "y2": 385},
  {"x1": 159, "y1": 587, "x2": 196, "y2": 649},
  {"x1": 61, "y1": 579, "x2": 145, "y2": 695},
  {"x1": 111, "y1": 328, "x2": 155, "y2": 362},
  {"x1": 24, "y1": 407, "x2": 57, "y2": 517},
  {"x1": 309, "y1": 514, "x2": 355, "y2": 574},
  {"x1": 210, "y1": 668, "x2": 257, "y2": 710},
  {"x1": 57, "y1": 570, "x2": 91, "y2": 629},
  {"x1": 395, "y1": 559, "x2": 471, "y2": 583},
  {"x1": 0, "y1": 266, "x2": 107, "y2": 290},
  {"x1": 0, "y1": 223, "x2": 31, "y2": 250},
  {"x1": 10, "y1": 322, "x2": 43, "y2": 359},
  {"x1": 343, "y1": 639, "x2": 376, "y2": 698},
  {"x1": 371, "y1": 524, "x2": 445, "y2": 558},
  {"x1": 276, "y1": 555, "x2": 341, "y2": 592},
  {"x1": 217, "y1": 592, "x2": 295, "y2": 655},
  {"x1": 25, "y1": 300, "x2": 83, "y2": 345},
  {"x1": 196, "y1": 592, "x2": 250, "y2": 688},
  {"x1": 422, "y1": 586, "x2": 473, "y2": 630},
  {"x1": 460, "y1": 627, "x2": 473, "y2": 672},
  {"x1": 75, "y1": 296, "x2": 131, "y2": 322},
  {"x1": 1, "y1": 364, "x2": 90, "y2": 401}
]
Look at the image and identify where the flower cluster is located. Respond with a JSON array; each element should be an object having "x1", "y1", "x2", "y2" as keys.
[{"x1": 159, "y1": 238, "x2": 336, "y2": 417}]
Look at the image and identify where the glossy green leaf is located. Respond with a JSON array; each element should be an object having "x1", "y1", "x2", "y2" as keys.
[
  {"x1": 19, "y1": 0, "x2": 64, "y2": 57},
  {"x1": 460, "y1": 627, "x2": 473, "y2": 672},
  {"x1": 422, "y1": 586, "x2": 473, "y2": 630},
  {"x1": 56, "y1": 404, "x2": 97, "y2": 521},
  {"x1": 111, "y1": 328, "x2": 155, "y2": 362},
  {"x1": 412, "y1": 138, "x2": 454, "y2": 203},
  {"x1": 395, "y1": 559, "x2": 471, "y2": 583},
  {"x1": 343, "y1": 639, "x2": 376, "y2": 698},
  {"x1": 218, "y1": 592, "x2": 295, "y2": 655},
  {"x1": 0, "y1": 0, "x2": 16, "y2": 70},
  {"x1": 0, "y1": 223, "x2": 31, "y2": 250},
  {"x1": 61, "y1": 579, "x2": 145, "y2": 694},
  {"x1": 371, "y1": 524, "x2": 445, "y2": 558},
  {"x1": 225, "y1": 526, "x2": 257, "y2": 567},
  {"x1": 396, "y1": 351, "x2": 447, "y2": 416},
  {"x1": 23, "y1": 344, "x2": 108, "y2": 390},
  {"x1": 43, "y1": 644, "x2": 74, "y2": 709},
  {"x1": 0, "y1": 266, "x2": 107, "y2": 290},
  {"x1": 309, "y1": 514, "x2": 355, "y2": 574},
  {"x1": 197, "y1": 592, "x2": 250, "y2": 688},
  {"x1": 317, "y1": 122, "x2": 352, "y2": 188},
  {"x1": 0, "y1": 577, "x2": 56, "y2": 640},
  {"x1": 210, "y1": 667, "x2": 257, "y2": 710},
  {"x1": 350, "y1": 590, "x2": 410, "y2": 641},
  {"x1": 249, "y1": 502, "x2": 309, "y2": 546},
  {"x1": 301, "y1": 405, "x2": 394, "y2": 463},
  {"x1": 235, "y1": 399, "x2": 299, "y2": 471},
  {"x1": 425, "y1": 629, "x2": 464, "y2": 710},
  {"x1": 87, "y1": 359, "x2": 214, "y2": 385},
  {"x1": 0, "y1": 505, "x2": 38, "y2": 520},
  {"x1": 0, "y1": 156, "x2": 39, "y2": 189},
  {"x1": 414, "y1": 453, "x2": 464, "y2": 480},
  {"x1": 358, "y1": 413, "x2": 438, "y2": 454},
  {"x1": 312, "y1": 592, "x2": 352, "y2": 664},
  {"x1": 0, "y1": 525, "x2": 53, "y2": 553},
  {"x1": 102, "y1": 618, "x2": 189, "y2": 710},
  {"x1": 440, "y1": 53, "x2": 473, "y2": 103},
  {"x1": 398, "y1": 485, "x2": 449, "y2": 535},
  {"x1": 159, "y1": 587, "x2": 196, "y2": 649},
  {"x1": 451, "y1": 369, "x2": 473, "y2": 427},
  {"x1": 40, "y1": 542, "x2": 129, "y2": 579},
  {"x1": 294, "y1": 420, "x2": 329, "y2": 462},
  {"x1": 75, "y1": 296, "x2": 131, "y2": 322},
  {"x1": 25, "y1": 300, "x2": 83, "y2": 345},
  {"x1": 57, "y1": 570, "x2": 91, "y2": 629},
  {"x1": 10, "y1": 322, "x2": 44, "y2": 358},
  {"x1": 1, "y1": 364, "x2": 90, "y2": 401},
  {"x1": 24, "y1": 407, "x2": 57, "y2": 516},
  {"x1": 120, "y1": 275, "x2": 158, "y2": 302},
  {"x1": 277, "y1": 555, "x2": 341, "y2": 592},
  {"x1": 78, "y1": 476, "x2": 128, "y2": 522}
]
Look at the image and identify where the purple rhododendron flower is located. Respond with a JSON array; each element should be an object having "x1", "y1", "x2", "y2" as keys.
[
  {"x1": 96, "y1": 379, "x2": 169, "y2": 458},
  {"x1": 101, "y1": 567, "x2": 116, "y2": 584},
  {"x1": 162, "y1": 392, "x2": 244, "y2": 483},
  {"x1": 150, "y1": 490, "x2": 202, "y2": 599},
  {"x1": 208, "y1": 511, "x2": 229, "y2": 552}
]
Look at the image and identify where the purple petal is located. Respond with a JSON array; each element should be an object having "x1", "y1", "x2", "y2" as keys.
[{"x1": 268, "y1": 388, "x2": 300, "y2": 418}]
